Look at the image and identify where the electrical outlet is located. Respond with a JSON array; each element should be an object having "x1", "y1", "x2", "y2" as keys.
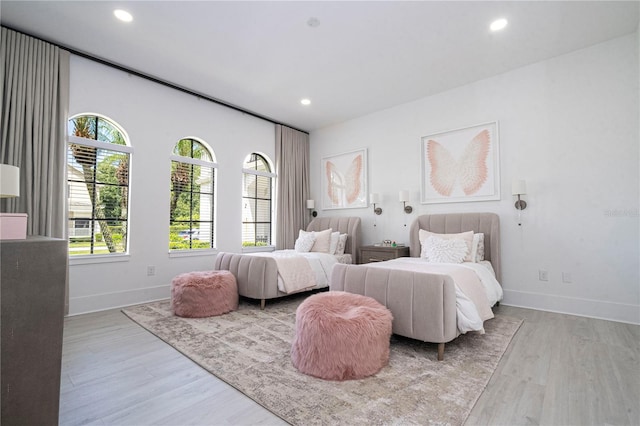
[
  {"x1": 538, "y1": 270, "x2": 549, "y2": 281},
  {"x1": 562, "y1": 272, "x2": 572, "y2": 283},
  {"x1": 147, "y1": 265, "x2": 156, "y2": 276}
]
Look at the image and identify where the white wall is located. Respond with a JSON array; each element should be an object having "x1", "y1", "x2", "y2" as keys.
[
  {"x1": 68, "y1": 56, "x2": 275, "y2": 315},
  {"x1": 310, "y1": 34, "x2": 640, "y2": 324}
]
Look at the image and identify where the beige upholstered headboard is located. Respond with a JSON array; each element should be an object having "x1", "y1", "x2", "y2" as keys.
[
  {"x1": 409, "y1": 213, "x2": 501, "y2": 282},
  {"x1": 307, "y1": 217, "x2": 361, "y2": 262}
]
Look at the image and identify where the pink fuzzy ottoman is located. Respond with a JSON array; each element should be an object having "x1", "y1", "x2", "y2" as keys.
[
  {"x1": 291, "y1": 291, "x2": 393, "y2": 381},
  {"x1": 171, "y1": 270, "x2": 238, "y2": 318}
]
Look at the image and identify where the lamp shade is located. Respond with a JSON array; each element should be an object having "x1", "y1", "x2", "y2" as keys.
[
  {"x1": 511, "y1": 179, "x2": 527, "y2": 195},
  {"x1": 306, "y1": 199, "x2": 315, "y2": 209},
  {"x1": 0, "y1": 164, "x2": 19, "y2": 198},
  {"x1": 399, "y1": 190, "x2": 410, "y2": 202},
  {"x1": 370, "y1": 193, "x2": 380, "y2": 204}
]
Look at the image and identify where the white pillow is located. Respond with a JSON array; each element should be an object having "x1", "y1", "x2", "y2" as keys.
[
  {"x1": 300, "y1": 228, "x2": 332, "y2": 253},
  {"x1": 470, "y1": 233, "x2": 485, "y2": 262},
  {"x1": 335, "y1": 233, "x2": 348, "y2": 255},
  {"x1": 294, "y1": 231, "x2": 315, "y2": 252},
  {"x1": 419, "y1": 229, "x2": 474, "y2": 262},
  {"x1": 423, "y1": 236, "x2": 468, "y2": 264},
  {"x1": 329, "y1": 231, "x2": 340, "y2": 255}
]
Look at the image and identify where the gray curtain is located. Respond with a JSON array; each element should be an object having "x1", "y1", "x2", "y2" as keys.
[
  {"x1": 0, "y1": 27, "x2": 69, "y2": 238},
  {"x1": 275, "y1": 125, "x2": 310, "y2": 249}
]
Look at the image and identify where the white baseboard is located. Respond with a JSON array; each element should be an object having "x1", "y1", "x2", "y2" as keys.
[
  {"x1": 502, "y1": 289, "x2": 640, "y2": 325},
  {"x1": 69, "y1": 284, "x2": 171, "y2": 316}
]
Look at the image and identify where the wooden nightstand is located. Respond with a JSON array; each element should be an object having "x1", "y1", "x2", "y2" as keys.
[{"x1": 359, "y1": 245, "x2": 410, "y2": 264}]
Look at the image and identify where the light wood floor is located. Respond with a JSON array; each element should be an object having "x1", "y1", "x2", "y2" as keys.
[{"x1": 60, "y1": 303, "x2": 639, "y2": 426}]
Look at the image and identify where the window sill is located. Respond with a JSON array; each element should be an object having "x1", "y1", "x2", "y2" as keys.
[
  {"x1": 241, "y1": 246, "x2": 276, "y2": 253},
  {"x1": 168, "y1": 248, "x2": 218, "y2": 258},
  {"x1": 69, "y1": 253, "x2": 130, "y2": 266}
]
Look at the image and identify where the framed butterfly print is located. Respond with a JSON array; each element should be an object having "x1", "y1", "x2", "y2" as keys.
[
  {"x1": 322, "y1": 148, "x2": 368, "y2": 210},
  {"x1": 421, "y1": 121, "x2": 500, "y2": 204}
]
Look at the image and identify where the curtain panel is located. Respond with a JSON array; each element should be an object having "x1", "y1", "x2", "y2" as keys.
[
  {"x1": 275, "y1": 125, "x2": 310, "y2": 249},
  {"x1": 0, "y1": 26, "x2": 69, "y2": 238}
]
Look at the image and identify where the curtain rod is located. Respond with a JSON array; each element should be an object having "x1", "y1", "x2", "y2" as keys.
[{"x1": 1, "y1": 25, "x2": 310, "y2": 135}]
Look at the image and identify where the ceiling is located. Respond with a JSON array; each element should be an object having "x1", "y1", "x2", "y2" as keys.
[{"x1": 1, "y1": 1, "x2": 638, "y2": 132}]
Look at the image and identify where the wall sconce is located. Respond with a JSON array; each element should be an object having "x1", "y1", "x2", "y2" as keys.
[
  {"x1": 370, "y1": 193, "x2": 382, "y2": 215},
  {"x1": 306, "y1": 199, "x2": 317, "y2": 218},
  {"x1": 399, "y1": 190, "x2": 412, "y2": 214},
  {"x1": 511, "y1": 179, "x2": 527, "y2": 226}
]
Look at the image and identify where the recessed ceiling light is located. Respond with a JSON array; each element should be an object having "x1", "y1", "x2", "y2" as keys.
[
  {"x1": 114, "y1": 9, "x2": 133, "y2": 23},
  {"x1": 490, "y1": 18, "x2": 508, "y2": 32},
  {"x1": 300, "y1": 99, "x2": 311, "y2": 106}
]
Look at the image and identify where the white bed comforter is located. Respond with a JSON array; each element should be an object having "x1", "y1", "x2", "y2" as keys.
[
  {"x1": 249, "y1": 250, "x2": 340, "y2": 294},
  {"x1": 368, "y1": 258, "x2": 503, "y2": 334}
]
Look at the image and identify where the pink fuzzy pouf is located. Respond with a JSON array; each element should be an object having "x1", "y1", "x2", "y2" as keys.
[
  {"x1": 291, "y1": 291, "x2": 393, "y2": 381},
  {"x1": 171, "y1": 270, "x2": 238, "y2": 318}
]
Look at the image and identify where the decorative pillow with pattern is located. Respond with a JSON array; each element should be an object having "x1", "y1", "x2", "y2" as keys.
[
  {"x1": 329, "y1": 231, "x2": 341, "y2": 255},
  {"x1": 419, "y1": 229, "x2": 474, "y2": 261},
  {"x1": 423, "y1": 236, "x2": 468, "y2": 264},
  {"x1": 335, "y1": 233, "x2": 348, "y2": 255},
  {"x1": 470, "y1": 233, "x2": 485, "y2": 262},
  {"x1": 294, "y1": 231, "x2": 316, "y2": 252}
]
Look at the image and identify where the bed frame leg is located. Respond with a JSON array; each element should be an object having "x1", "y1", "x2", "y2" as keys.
[
  {"x1": 437, "y1": 343, "x2": 445, "y2": 361},
  {"x1": 260, "y1": 299, "x2": 266, "y2": 310}
]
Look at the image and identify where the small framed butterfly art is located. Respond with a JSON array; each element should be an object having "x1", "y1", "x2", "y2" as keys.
[
  {"x1": 421, "y1": 121, "x2": 500, "y2": 204},
  {"x1": 322, "y1": 148, "x2": 368, "y2": 210}
]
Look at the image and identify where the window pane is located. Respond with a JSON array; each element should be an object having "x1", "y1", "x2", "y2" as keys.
[
  {"x1": 256, "y1": 223, "x2": 271, "y2": 245},
  {"x1": 170, "y1": 190, "x2": 192, "y2": 221},
  {"x1": 256, "y1": 176, "x2": 271, "y2": 199},
  {"x1": 97, "y1": 118, "x2": 126, "y2": 145},
  {"x1": 256, "y1": 156, "x2": 269, "y2": 172},
  {"x1": 198, "y1": 166, "x2": 214, "y2": 194},
  {"x1": 242, "y1": 198, "x2": 254, "y2": 223},
  {"x1": 256, "y1": 199, "x2": 270, "y2": 222},
  {"x1": 242, "y1": 223, "x2": 256, "y2": 246},
  {"x1": 170, "y1": 221, "x2": 193, "y2": 250},
  {"x1": 243, "y1": 153, "x2": 270, "y2": 172},
  {"x1": 69, "y1": 116, "x2": 97, "y2": 139},
  {"x1": 193, "y1": 142, "x2": 212, "y2": 162},
  {"x1": 195, "y1": 193, "x2": 213, "y2": 222},
  {"x1": 96, "y1": 150, "x2": 129, "y2": 185},
  {"x1": 99, "y1": 220, "x2": 127, "y2": 252},
  {"x1": 243, "y1": 174, "x2": 256, "y2": 197},
  {"x1": 95, "y1": 183, "x2": 127, "y2": 221},
  {"x1": 171, "y1": 161, "x2": 192, "y2": 192},
  {"x1": 174, "y1": 139, "x2": 192, "y2": 157},
  {"x1": 68, "y1": 179, "x2": 93, "y2": 223}
]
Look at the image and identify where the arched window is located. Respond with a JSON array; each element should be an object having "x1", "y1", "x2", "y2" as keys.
[
  {"x1": 242, "y1": 153, "x2": 275, "y2": 247},
  {"x1": 67, "y1": 114, "x2": 132, "y2": 255},
  {"x1": 169, "y1": 138, "x2": 216, "y2": 250}
]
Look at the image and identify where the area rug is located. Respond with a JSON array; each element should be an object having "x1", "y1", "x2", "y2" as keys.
[{"x1": 122, "y1": 296, "x2": 522, "y2": 426}]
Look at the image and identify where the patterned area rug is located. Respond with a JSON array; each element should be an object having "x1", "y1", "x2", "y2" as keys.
[{"x1": 122, "y1": 295, "x2": 522, "y2": 426}]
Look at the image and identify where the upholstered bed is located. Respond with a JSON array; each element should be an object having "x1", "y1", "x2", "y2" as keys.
[
  {"x1": 331, "y1": 212, "x2": 501, "y2": 360},
  {"x1": 214, "y1": 217, "x2": 361, "y2": 309}
]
